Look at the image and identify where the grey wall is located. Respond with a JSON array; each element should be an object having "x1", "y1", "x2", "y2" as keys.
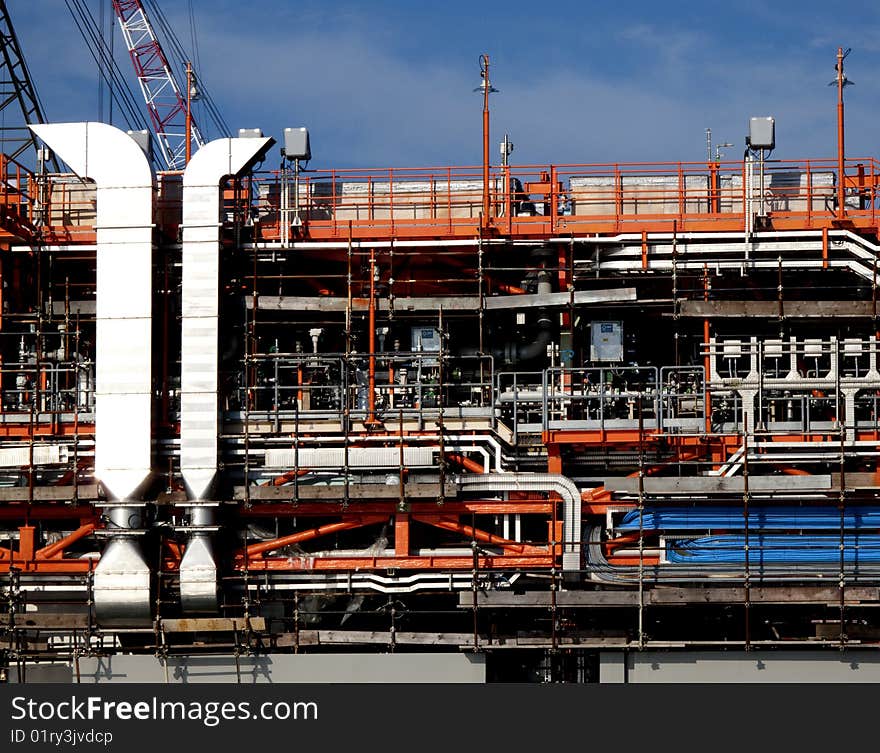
[
  {"x1": 12, "y1": 653, "x2": 486, "y2": 684},
  {"x1": 600, "y1": 650, "x2": 880, "y2": 683}
]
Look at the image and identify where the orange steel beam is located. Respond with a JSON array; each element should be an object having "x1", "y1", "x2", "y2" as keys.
[
  {"x1": 0, "y1": 560, "x2": 94, "y2": 574},
  {"x1": 235, "y1": 555, "x2": 555, "y2": 571},
  {"x1": 244, "y1": 514, "x2": 387, "y2": 558},
  {"x1": 412, "y1": 513, "x2": 548, "y2": 555},
  {"x1": 35, "y1": 523, "x2": 95, "y2": 560},
  {"x1": 606, "y1": 555, "x2": 660, "y2": 566},
  {"x1": 395, "y1": 512, "x2": 410, "y2": 556},
  {"x1": 18, "y1": 525, "x2": 34, "y2": 560},
  {"x1": 241, "y1": 501, "x2": 555, "y2": 516}
]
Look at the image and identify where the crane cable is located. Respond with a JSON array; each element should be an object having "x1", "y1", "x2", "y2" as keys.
[
  {"x1": 64, "y1": 0, "x2": 150, "y2": 136},
  {"x1": 141, "y1": 0, "x2": 230, "y2": 138}
]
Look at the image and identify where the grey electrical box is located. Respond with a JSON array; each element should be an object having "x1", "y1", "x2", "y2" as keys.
[
  {"x1": 748, "y1": 117, "x2": 775, "y2": 150},
  {"x1": 411, "y1": 326, "x2": 441, "y2": 353},
  {"x1": 283, "y1": 127, "x2": 311, "y2": 161},
  {"x1": 238, "y1": 128, "x2": 264, "y2": 138},
  {"x1": 126, "y1": 130, "x2": 152, "y2": 159},
  {"x1": 590, "y1": 321, "x2": 624, "y2": 362}
]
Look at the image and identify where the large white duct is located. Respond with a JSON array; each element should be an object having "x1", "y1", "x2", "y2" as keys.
[
  {"x1": 180, "y1": 135, "x2": 274, "y2": 501},
  {"x1": 30, "y1": 122, "x2": 154, "y2": 500},
  {"x1": 179, "y1": 135, "x2": 274, "y2": 612},
  {"x1": 30, "y1": 122, "x2": 156, "y2": 625}
]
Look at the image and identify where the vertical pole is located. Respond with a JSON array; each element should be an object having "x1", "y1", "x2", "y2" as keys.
[
  {"x1": 637, "y1": 401, "x2": 645, "y2": 649},
  {"x1": 481, "y1": 55, "x2": 491, "y2": 228},
  {"x1": 839, "y1": 426, "x2": 847, "y2": 648},
  {"x1": 185, "y1": 61, "x2": 193, "y2": 165},
  {"x1": 836, "y1": 46, "x2": 846, "y2": 220},
  {"x1": 365, "y1": 249, "x2": 380, "y2": 428},
  {"x1": 742, "y1": 414, "x2": 751, "y2": 651}
]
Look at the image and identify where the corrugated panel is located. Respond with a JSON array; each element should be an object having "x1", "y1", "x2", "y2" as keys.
[
  {"x1": 0, "y1": 444, "x2": 66, "y2": 467},
  {"x1": 265, "y1": 446, "x2": 436, "y2": 469}
]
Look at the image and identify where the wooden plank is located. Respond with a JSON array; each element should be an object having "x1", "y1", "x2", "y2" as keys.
[
  {"x1": 1, "y1": 613, "x2": 90, "y2": 629},
  {"x1": 678, "y1": 300, "x2": 879, "y2": 319},
  {"x1": 160, "y1": 617, "x2": 266, "y2": 633},
  {"x1": 0, "y1": 485, "x2": 101, "y2": 502},
  {"x1": 459, "y1": 586, "x2": 880, "y2": 608}
]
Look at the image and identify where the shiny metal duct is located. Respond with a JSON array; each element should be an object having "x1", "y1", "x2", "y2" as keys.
[
  {"x1": 178, "y1": 136, "x2": 274, "y2": 613},
  {"x1": 30, "y1": 122, "x2": 154, "y2": 500},
  {"x1": 180, "y1": 135, "x2": 274, "y2": 501},
  {"x1": 30, "y1": 122, "x2": 155, "y2": 626},
  {"x1": 179, "y1": 504, "x2": 219, "y2": 613}
]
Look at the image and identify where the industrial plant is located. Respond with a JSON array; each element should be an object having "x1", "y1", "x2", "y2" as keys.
[{"x1": 1, "y1": 2, "x2": 879, "y2": 683}]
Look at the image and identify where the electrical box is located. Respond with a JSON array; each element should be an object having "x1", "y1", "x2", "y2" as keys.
[
  {"x1": 411, "y1": 326, "x2": 441, "y2": 353},
  {"x1": 748, "y1": 117, "x2": 775, "y2": 150},
  {"x1": 283, "y1": 127, "x2": 311, "y2": 161},
  {"x1": 590, "y1": 321, "x2": 624, "y2": 362},
  {"x1": 238, "y1": 128, "x2": 264, "y2": 138}
]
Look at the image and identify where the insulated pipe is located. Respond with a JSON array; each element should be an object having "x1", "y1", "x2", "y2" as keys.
[
  {"x1": 180, "y1": 134, "x2": 274, "y2": 500},
  {"x1": 458, "y1": 472, "x2": 581, "y2": 571},
  {"x1": 30, "y1": 122, "x2": 155, "y2": 626},
  {"x1": 178, "y1": 135, "x2": 274, "y2": 613}
]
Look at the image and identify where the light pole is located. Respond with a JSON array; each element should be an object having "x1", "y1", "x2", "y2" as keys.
[
  {"x1": 185, "y1": 61, "x2": 200, "y2": 165},
  {"x1": 474, "y1": 54, "x2": 498, "y2": 227},
  {"x1": 831, "y1": 47, "x2": 853, "y2": 220}
]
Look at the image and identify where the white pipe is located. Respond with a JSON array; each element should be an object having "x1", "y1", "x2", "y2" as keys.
[{"x1": 458, "y1": 472, "x2": 581, "y2": 571}]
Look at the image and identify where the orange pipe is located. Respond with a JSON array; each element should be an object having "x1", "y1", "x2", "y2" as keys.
[
  {"x1": 185, "y1": 61, "x2": 193, "y2": 165},
  {"x1": 35, "y1": 523, "x2": 95, "y2": 560},
  {"x1": 244, "y1": 515, "x2": 386, "y2": 558},
  {"x1": 260, "y1": 468, "x2": 311, "y2": 487},
  {"x1": 603, "y1": 532, "x2": 643, "y2": 554},
  {"x1": 413, "y1": 514, "x2": 544, "y2": 555},
  {"x1": 481, "y1": 54, "x2": 491, "y2": 225},
  {"x1": 446, "y1": 453, "x2": 486, "y2": 474},
  {"x1": 836, "y1": 46, "x2": 846, "y2": 220}
]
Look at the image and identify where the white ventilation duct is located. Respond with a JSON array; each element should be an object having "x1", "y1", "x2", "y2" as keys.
[
  {"x1": 180, "y1": 135, "x2": 274, "y2": 501},
  {"x1": 30, "y1": 122, "x2": 155, "y2": 626},
  {"x1": 30, "y1": 122, "x2": 154, "y2": 500},
  {"x1": 179, "y1": 135, "x2": 274, "y2": 612}
]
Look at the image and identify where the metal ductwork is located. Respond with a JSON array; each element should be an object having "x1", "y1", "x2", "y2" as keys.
[
  {"x1": 179, "y1": 504, "x2": 219, "y2": 613},
  {"x1": 93, "y1": 506, "x2": 150, "y2": 626},
  {"x1": 178, "y1": 135, "x2": 274, "y2": 612},
  {"x1": 30, "y1": 122, "x2": 155, "y2": 626},
  {"x1": 180, "y1": 135, "x2": 275, "y2": 501},
  {"x1": 458, "y1": 472, "x2": 582, "y2": 571}
]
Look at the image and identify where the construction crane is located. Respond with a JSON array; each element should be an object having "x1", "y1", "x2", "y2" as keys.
[
  {"x1": 0, "y1": 0, "x2": 57, "y2": 168},
  {"x1": 110, "y1": 0, "x2": 204, "y2": 169}
]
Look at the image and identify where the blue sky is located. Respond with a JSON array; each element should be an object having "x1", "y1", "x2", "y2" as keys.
[{"x1": 12, "y1": 0, "x2": 880, "y2": 168}]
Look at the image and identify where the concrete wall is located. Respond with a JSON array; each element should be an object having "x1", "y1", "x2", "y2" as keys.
[
  {"x1": 600, "y1": 650, "x2": 880, "y2": 683},
  {"x1": 14, "y1": 653, "x2": 486, "y2": 684}
]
